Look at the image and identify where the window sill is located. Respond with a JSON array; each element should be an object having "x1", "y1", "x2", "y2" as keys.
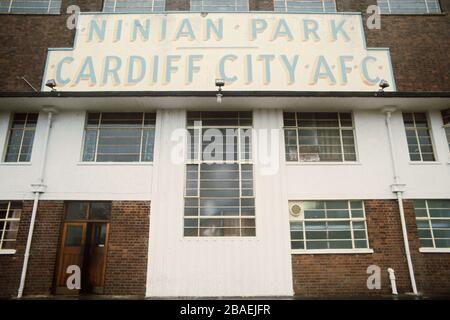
[
  {"x1": 286, "y1": 162, "x2": 361, "y2": 166},
  {"x1": 408, "y1": 161, "x2": 442, "y2": 166},
  {"x1": 419, "y1": 248, "x2": 450, "y2": 254},
  {"x1": 77, "y1": 162, "x2": 153, "y2": 166},
  {"x1": 292, "y1": 249, "x2": 374, "y2": 255},
  {"x1": 380, "y1": 13, "x2": 446, "y2": 16},
  {"x1": 0, "y1": 249, "x2": 16, "y2": 255},
  {"x1": 0, "y1": 162, "x2": 32, "y2": 166}
]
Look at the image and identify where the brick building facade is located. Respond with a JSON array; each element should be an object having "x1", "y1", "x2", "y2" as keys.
[{"x1": 0, "y1": 0, "x2": 449, "y2": 298}]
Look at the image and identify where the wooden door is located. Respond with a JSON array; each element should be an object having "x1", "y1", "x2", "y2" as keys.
[
  {"x1": 55, "y1": 223, "x2": 86, "y2": 295},
  {"x1": 84, "y1": 223, "x2": 109, "y2": 294}
]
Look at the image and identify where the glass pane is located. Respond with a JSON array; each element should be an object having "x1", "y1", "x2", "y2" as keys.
[
  {"x1": 66, "y1": 202, "x2": 88, "y2": 220},
  {"x1": 65, "y1": 225, "x2": 84, "y2": 247},
  {"x1": 90, "y1": 202, "x2": 112, "y2": 220}
]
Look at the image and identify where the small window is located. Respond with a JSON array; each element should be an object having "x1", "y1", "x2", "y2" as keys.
[
  {"x1": 274, "y1": 0, "x2": 336, "y2": 12},
  {"x1": 4, "y1": 113, "x2": 38, "y2": 163},
  {"x1": 0, "y1": 0, "x2": 62, "y2": 14},
  {"x1": 283, "y1": 112, "x2": 357, "y2": 162},
  {"x1": 82, "y1": 112, "x2": 156, "y2": 162},
  {"x1": 103, "y1": 0, "x2": 165, "y2": 13},
  {"x1": 377, "y1": 0, "x2": 441, "y2": 14},
  {"x1": 184, "y1": 112, "x2": 255, "y2": 237},
  {"x1": 0, "y1": 201, "x2": 22, "y2": 251},
  {"x1": 402, "y1": 112, "x2": 436, "y2": 162},
  {"x1": 289, "y1": 200, "x2": 370, "y2": 251},
  {"x1": 190, "y1": 0, "x2": 249, "y2": 12},
  {"x1": 442, "y1": 110, "x2": 450, "y2": 154},
  {"x1": 65, "y1": 202, "x2": 112, "y2": 221},
  {"x1": 413, "y1": 200, "x2": 450, "y2": 249}
]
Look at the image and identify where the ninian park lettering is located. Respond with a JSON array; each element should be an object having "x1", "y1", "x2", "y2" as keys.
[{"x1": 53, "y1": 17, "x2": 383, "y2": 88}]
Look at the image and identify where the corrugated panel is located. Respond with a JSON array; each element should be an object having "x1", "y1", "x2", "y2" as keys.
[{"x1": 147, "y1": 109, "x2": 293, "y2": 297}]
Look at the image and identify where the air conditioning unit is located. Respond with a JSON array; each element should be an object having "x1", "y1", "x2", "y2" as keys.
[{"x1": 289, "y1": 201, "x2": 304, "y2": 220}]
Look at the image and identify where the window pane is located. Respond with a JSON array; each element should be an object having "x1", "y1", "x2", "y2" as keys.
[
  {"x1": 66, "y1": 202, "x2": 88, "y2": 220},
  {"x1": 403, "y1": 113, "x2": 435, "y2": 162},
  {"x1": 103, "y1": 0, "x2": 166, "y2": 13},
  {"x1": 65, "y1": 225, "x2": 83, "y2": 247},
  {"x1": 82, "y1": 113, "x2": 155, "y2": 162},
  {"x1": 4, "y1": 113, "x2": 38, "y2": 163},
  {"x1": 377, "y1": 0, "x2": 441, "y2": 14},
  {"x1": 275, "y1": 0, "x2": 337, "y2": 13},
  {"x1": 90, "y1": 202, "x2": 112, "y2": 220},
  {"x1": 1, "y1": 0, "x2": 62, "y2": 14},
  {"x1": 185, "y1": 112, "x2": 254, "y2": 237},
  {"x1": 191, "y1": 0, "x2": 249, "y2": 12},
  {"x1": 289, "y1": 200, "x2": 369, "y2": 250},
  {"x1": 414, "y1": 200, "x2": 450, "y2": 249}
]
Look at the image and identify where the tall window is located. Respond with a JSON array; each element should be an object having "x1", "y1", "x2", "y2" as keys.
[
  {"x1": 82, "y1": 112, "x2": 156, "y2": 162},
  {"x1": 274, "y1": 0, "x2": 337, "y2": 12},
  {"x1": 403, "y1": 112, "x2": 436, "y2": 162},
  {"x1": 283, "y1": 112, "x2": 357, "y2": 162},
  {"x1": 4, "y1": 113, "x2": 38, "y2": 163},
  {"x1": 0, "y1": 0, "x2": 61, "y2": 14},
  {"x1": 0, "y1": 201, "x2": 22, "y2": 251},
  {"x1": 414, "y1": 200, "x2": 450, "y2": 249},
  {"x1": 443, "y1": 110, "x2": 450, "y2": 154},
  {"x1": 377, "y1": 0, "x2": 441, "y2": 14},
  {"x1": 184, "y1": 112, "x2": 255, "y2": 237},
  {"x1": 103, "y1": 0, "x2": 165, "y2": 12},
  {"x1": 190, "y1": 0, "x2": 249, "y2": 12},
  {"x1": 289, "y1": 200, "x2": 370, "y2": 251}
]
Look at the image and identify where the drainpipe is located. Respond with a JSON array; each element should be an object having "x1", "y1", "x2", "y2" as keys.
[
  {"x1": 17, "y1": 108, "x2": 56, "y2": 298},
  {"x1": 382, "y1": 107, "x2": 418, "y2": 295}
]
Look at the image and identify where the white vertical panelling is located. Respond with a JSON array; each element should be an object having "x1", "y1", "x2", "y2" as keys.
[{"x1": 146, "y1": 109, "x2": 293, "y2": 297}]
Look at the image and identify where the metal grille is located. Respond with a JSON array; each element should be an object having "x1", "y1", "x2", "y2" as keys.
[
  {"x1": 103, "y1": 0, "x2": 165, "y2": 13},
  {"x1": 274, "y1": 0, "x2": 337, "y2": 13},
  {"x1": 0, "y1": 0, "x2": 61, "y2": 14},
  {"x1": 377, "y1": 0, "x2": 441, "y2": 14}
]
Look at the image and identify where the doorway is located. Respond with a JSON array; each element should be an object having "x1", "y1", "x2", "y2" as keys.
[{"x1": 55, "y1": 202, "x2": 111, "y2": 295}]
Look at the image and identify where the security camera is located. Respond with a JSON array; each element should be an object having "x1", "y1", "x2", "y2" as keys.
[
  {"x1": 379, "y1": 79, "x2": 390, "y2": 91},
  {"x1": 215, "y1": 79, "x2": 225, "y2": 88},
  {"x1": 45, "y1": 79, "x2": 57, "y2": 91}
]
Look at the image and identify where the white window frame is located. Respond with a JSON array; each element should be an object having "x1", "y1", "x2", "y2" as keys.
[
  {"x1": 103, "y1": 0, "x2": 166, "y2": 13},
  {"x1": 283, "y1": 112, "x2": 359, "y2": 163},
  {"x1": 403, "y1": 112, "x2": 437, "y2": 163},
  {"x1": 0, "y1": 0, "x2": 61, "y2": 14},
  {"x1": 3, "y1": 113, "x2": 38, "y2": 163},
  {"x1": 290, "y1": 200, "x2": 373, "y2": 254},
  {"x1": 274, "y1": 0, "x2": 337, "y2": 13},
  {"x1": 80, "y1": 112, "x2": 156, "y2": 163},
  {"x1": 377, "y1": 0, "x2": 442, "y2": 14},
  {"x1": 0, "y1": 201, "x2": 22, "y2": 254},
  {"x1": 414, "y1": 200, "x2": 450, "y2": 253},
  {"x1": 190, "y1": 0, "x2": 249, "y2": 12},
  {"x1": 184, "y1": 112, "x2": 255, "y2": 238}
]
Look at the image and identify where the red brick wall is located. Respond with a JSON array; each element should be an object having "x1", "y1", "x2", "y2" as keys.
[
  {"x1": 104, "y1": 201, "x2": 150, "y2": 296},
  {"x1": 0, "y1": 200, "x2": 65, "y2": 298},
  {"x1": 0, "y1": 0, "x2": 448, "y2": 92},
  {"x1": 292, "y1": 199, "x2": 450, "y2": 297},
  {"x1": 0, "y1": 200, "x2": 150, "y2": 298}
]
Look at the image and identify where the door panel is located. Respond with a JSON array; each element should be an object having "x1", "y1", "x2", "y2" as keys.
[
  {"x1": 56, "y1": 223, "x2": 86, "y2": 294},
  {"x1": 85, "y1": 223, "x2": 109, "y2": 294}
]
